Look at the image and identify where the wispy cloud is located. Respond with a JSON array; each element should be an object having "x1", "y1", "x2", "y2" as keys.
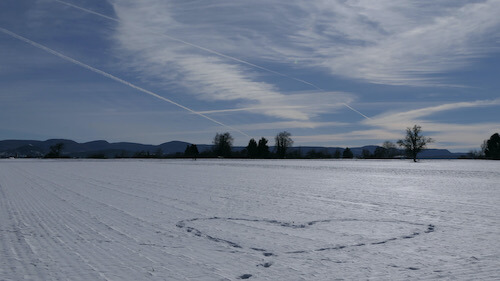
[
  {"x1": 358, "y1": 99, "x2": 500, "y2": 149},
  {"x1": 3, "y1": 0, "x2": 499, "y2": 149},
  {"x1": 111, "y1": 0, "x2": 321, "y2": 121},
  {"x1": 290, "y1": 0, "x2": 500, "y2": 85},
  {"x1": 294, "y1": 129, "x2": 402, "y2": 144},
  {"x1": 110, "y1": 0, "x2": 500, "y2": 121},
  {"x1": 365, "y1": 98, "x2": 500, "y2": 129},
  {"x1": 111, "y1": 0, "x2": 367, "y2": 120},
  {"x1": 294, "y1": 122, "x2": 500, "y2": 150},
  {"x1": 236, "y1": 120, "x2": 348, "y2": 131},
  {"x1": 192, "y1": 90, "x2": 355, "y2": 121}
]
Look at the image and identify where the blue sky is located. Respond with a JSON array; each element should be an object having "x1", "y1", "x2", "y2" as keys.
[{"x1": 1, "y1": 0, "x2": 499, "y2": 152}]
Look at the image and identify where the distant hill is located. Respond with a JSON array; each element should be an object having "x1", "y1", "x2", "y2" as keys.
[
  {"x1": 284, "y1": 146, "x2": 465, "y2": 159},
  {"x1": 0, "y1": 139, "x2": 466, "y2": 159},
  {"x1": 418, "y1": 149, "x2": 467, "y2": 159},
  {"x1": 0, "y1": 139, "x2": 191, "y2": 158}
]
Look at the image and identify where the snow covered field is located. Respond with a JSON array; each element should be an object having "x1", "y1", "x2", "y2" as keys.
[{"x1": 0, "y1": 159, "x2": 499, "y2": 280}]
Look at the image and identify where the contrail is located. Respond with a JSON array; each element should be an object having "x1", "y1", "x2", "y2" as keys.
[
  {"x1": 55, "y1": 0, "x2": 322, "y2": 90},
  {"x1": 53, "y1": 0, "x2": 371, "y2": 120},
  {"x1": 197, "y1": 105, "x2": 304, "y2": 115},
  {"x1": 341, "y1": 103, "x2": 371, "y2": 120},
  {"x1": 0, "y1": 27, "x2": 250, "y2": 137}
]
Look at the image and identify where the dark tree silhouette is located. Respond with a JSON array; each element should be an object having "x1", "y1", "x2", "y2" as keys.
[
  {"x1": 88, "y1": 153, "x2": 106, "y2": 159},
  {"x1": 397, "y1": 125, "x2": 434, "y2": 162},
  {"x1": 362, "y1": 149, "x2": 371, "y2": 159},
  {"x1": 257, "y1": 137, "x2": 270, "y2": 158},
  {"x1": 382, "y1": 141, "x2": 399, "y2": 158},
  {"x1": 155, "y1": 148, "x2": 163, "y2": 158},
  {"x1": 343, "y1": 147, "x2": 354, "y2": 158},
  {"x1": 213, "y1": 132, "x2": 233, "y2": 157},
  {"x1": 246, "y1": 138, "x2": 258, "y2": 158},
  {"x1": 373, "y1": 147, "x2": 387, "y2": 159},
  {"x1": 373, "y1": 141, "x2": 399, "y2": 159},
  {"x1": 134, "y1": 150, "x2": 150, "y2": 158},
  {"x1": 484, "y1": 133, "x2": 500, "y2": 160},
  {"x1": 45, "y1": 142, "x2": 64, "y2": 158},
  {"x1": 307, "y1": 149, "x2": 330, "y2": 159},
  {"x1": 333, "y1": 149, "x2": 341, "y2": 159},
  {"x1": 184, "y1": 144, "x2": 199, "y2": 159},
  {"x1": 275, "y1": 131, "x2": 293, "y2": 158}
]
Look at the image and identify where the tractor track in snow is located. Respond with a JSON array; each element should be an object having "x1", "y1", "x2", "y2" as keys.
[
  {"x1": 0, "y1": 163, "x2": 237, "y2": 280},
  {"x1": 1, "y1": 159, "x2": 498, "y2": 280}
]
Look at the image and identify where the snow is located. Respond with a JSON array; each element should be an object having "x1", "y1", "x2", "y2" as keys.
[{"x1": 0, "y1": 159, "x2": 499, "y2": 280}]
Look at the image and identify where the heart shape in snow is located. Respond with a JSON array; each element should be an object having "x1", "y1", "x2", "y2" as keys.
[{"x1": 176, "y1": 217, "x2": 434, "y2": 255}]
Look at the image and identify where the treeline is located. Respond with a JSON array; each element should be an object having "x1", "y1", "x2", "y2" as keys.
[
  {"x1": 463, "y1": 132, "x2": 500, "y2": 160},
  {"x1": 33, "y1": 129, "x2": 500, "y2": 160},
  {"x1": 194, "y1": 129, "x2": 499, "y2": 161},
  {"x1": 180, "y1": 131, "x2": 402, "y2": 160}
]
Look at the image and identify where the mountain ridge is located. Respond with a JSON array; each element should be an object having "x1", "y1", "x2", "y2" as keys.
[{"x1": 0, "y1": 139, "x2": 466, "y2": 159}]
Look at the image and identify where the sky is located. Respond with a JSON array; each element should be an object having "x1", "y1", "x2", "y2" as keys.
[{"x1": 1, "y1": 0, "x2": 499, "y2": 152}]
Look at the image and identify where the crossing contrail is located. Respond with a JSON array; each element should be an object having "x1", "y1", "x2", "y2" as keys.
[
  {"x1": 341, "y1": 103, "x2": 371, "y2": 120},
  {"x1": 55, "y1": 0, "x2": 322, "y2": 90},
  {"x1": 53, "y1": 0, "x2": 371, "y2": 120},
  {"x1": 0, "y1": 27, "x2": 250, "y2": 137}
]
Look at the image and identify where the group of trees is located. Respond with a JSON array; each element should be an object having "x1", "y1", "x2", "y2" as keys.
[
  {"x1": 469, "y1": 132, "x2": 500, "y2": 160},
  {"x1": 184, "y1": 144, "x2": 199, "y2": 159},
  {"x1": 203, "y1": 126, "x2": 433, "y2": 161},
  {"x1": 41, "y1": 126, "x2": 500, "y2": 161},
  {"x1": 202, "y1": 127, "x2": 431, "y2": 160},
  {"x1": 482, "y1": 133, "x2": 500, "y2": 160},
  {"x1": 305, "y1": 148, "x2": 345, "y2": 159},
  {"x1": 275, "y1": 131, "x2": 293, "y2": 158},
  {"x1": 397, "y1": 127, "x2": 499, "y2": 161},
  {"x1": 209, "y1": 131, "x2": 289, "y2": 159},
  {"x1": 246, "y1": 137, "x2": 270, "y2": 158},
  {"x1": 202, "y1": 126, "x2": 422, "y2": 160},
  {"x1": 203, "y1": 125, "x2": 463, "y2": 161}
]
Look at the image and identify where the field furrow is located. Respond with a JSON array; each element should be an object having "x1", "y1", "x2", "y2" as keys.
[{"x1": 1, "y1": 159, "x2": 498, "y2": 280}]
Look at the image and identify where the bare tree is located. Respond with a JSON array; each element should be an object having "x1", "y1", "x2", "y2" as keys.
[
  {"x1": 213, "y1": 132, "x2": 233, "y2": 158},
  {"x1": 382, "y1": 141, "x2": 399, "y2": 158},
  {"x1": 275, "y1": 131, "x2": 293, "y2": 158},
  {"x1": 397, "y1": 125, "x2": 433, "y2": 162}
]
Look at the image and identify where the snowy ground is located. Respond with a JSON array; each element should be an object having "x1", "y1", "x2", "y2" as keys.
[{"x1": 0, "y1": 159, "x2": 499, "y2": 280}]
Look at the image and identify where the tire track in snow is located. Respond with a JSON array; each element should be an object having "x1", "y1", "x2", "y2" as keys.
[
  {"x1": 39, "y1": 161, "x2": 229, "y2": 223},
  {"x1": 1, "y1": 164, "x2": 182, "y2": 279},
  {"x1": 1, "y1": 165, "x2": 119, "y2": 280},
  {"x1": 9, "y1": 162, "x2": 434, "y2": 280},
  {"x1": 9, "y1": 162, "x2": 236, "y2": 280},
  {"x1": 32, "y1": 162, "x2": 307, "y2": 279},
  {"x1": 1, "y1": 166, "x2": 114, "y2": 280},
  {"x1": 15, "y1": 166, "x2": 201, "y2": 280},
  {"x1": 67, "y1": 172, "x2": 211, "y2": 222},
  {"x1": 0, "y1": 180, "x2": 49, "y2": 280},
  {"x1": 3, "y1": 160, "x2": 498, "y2": 280}
]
